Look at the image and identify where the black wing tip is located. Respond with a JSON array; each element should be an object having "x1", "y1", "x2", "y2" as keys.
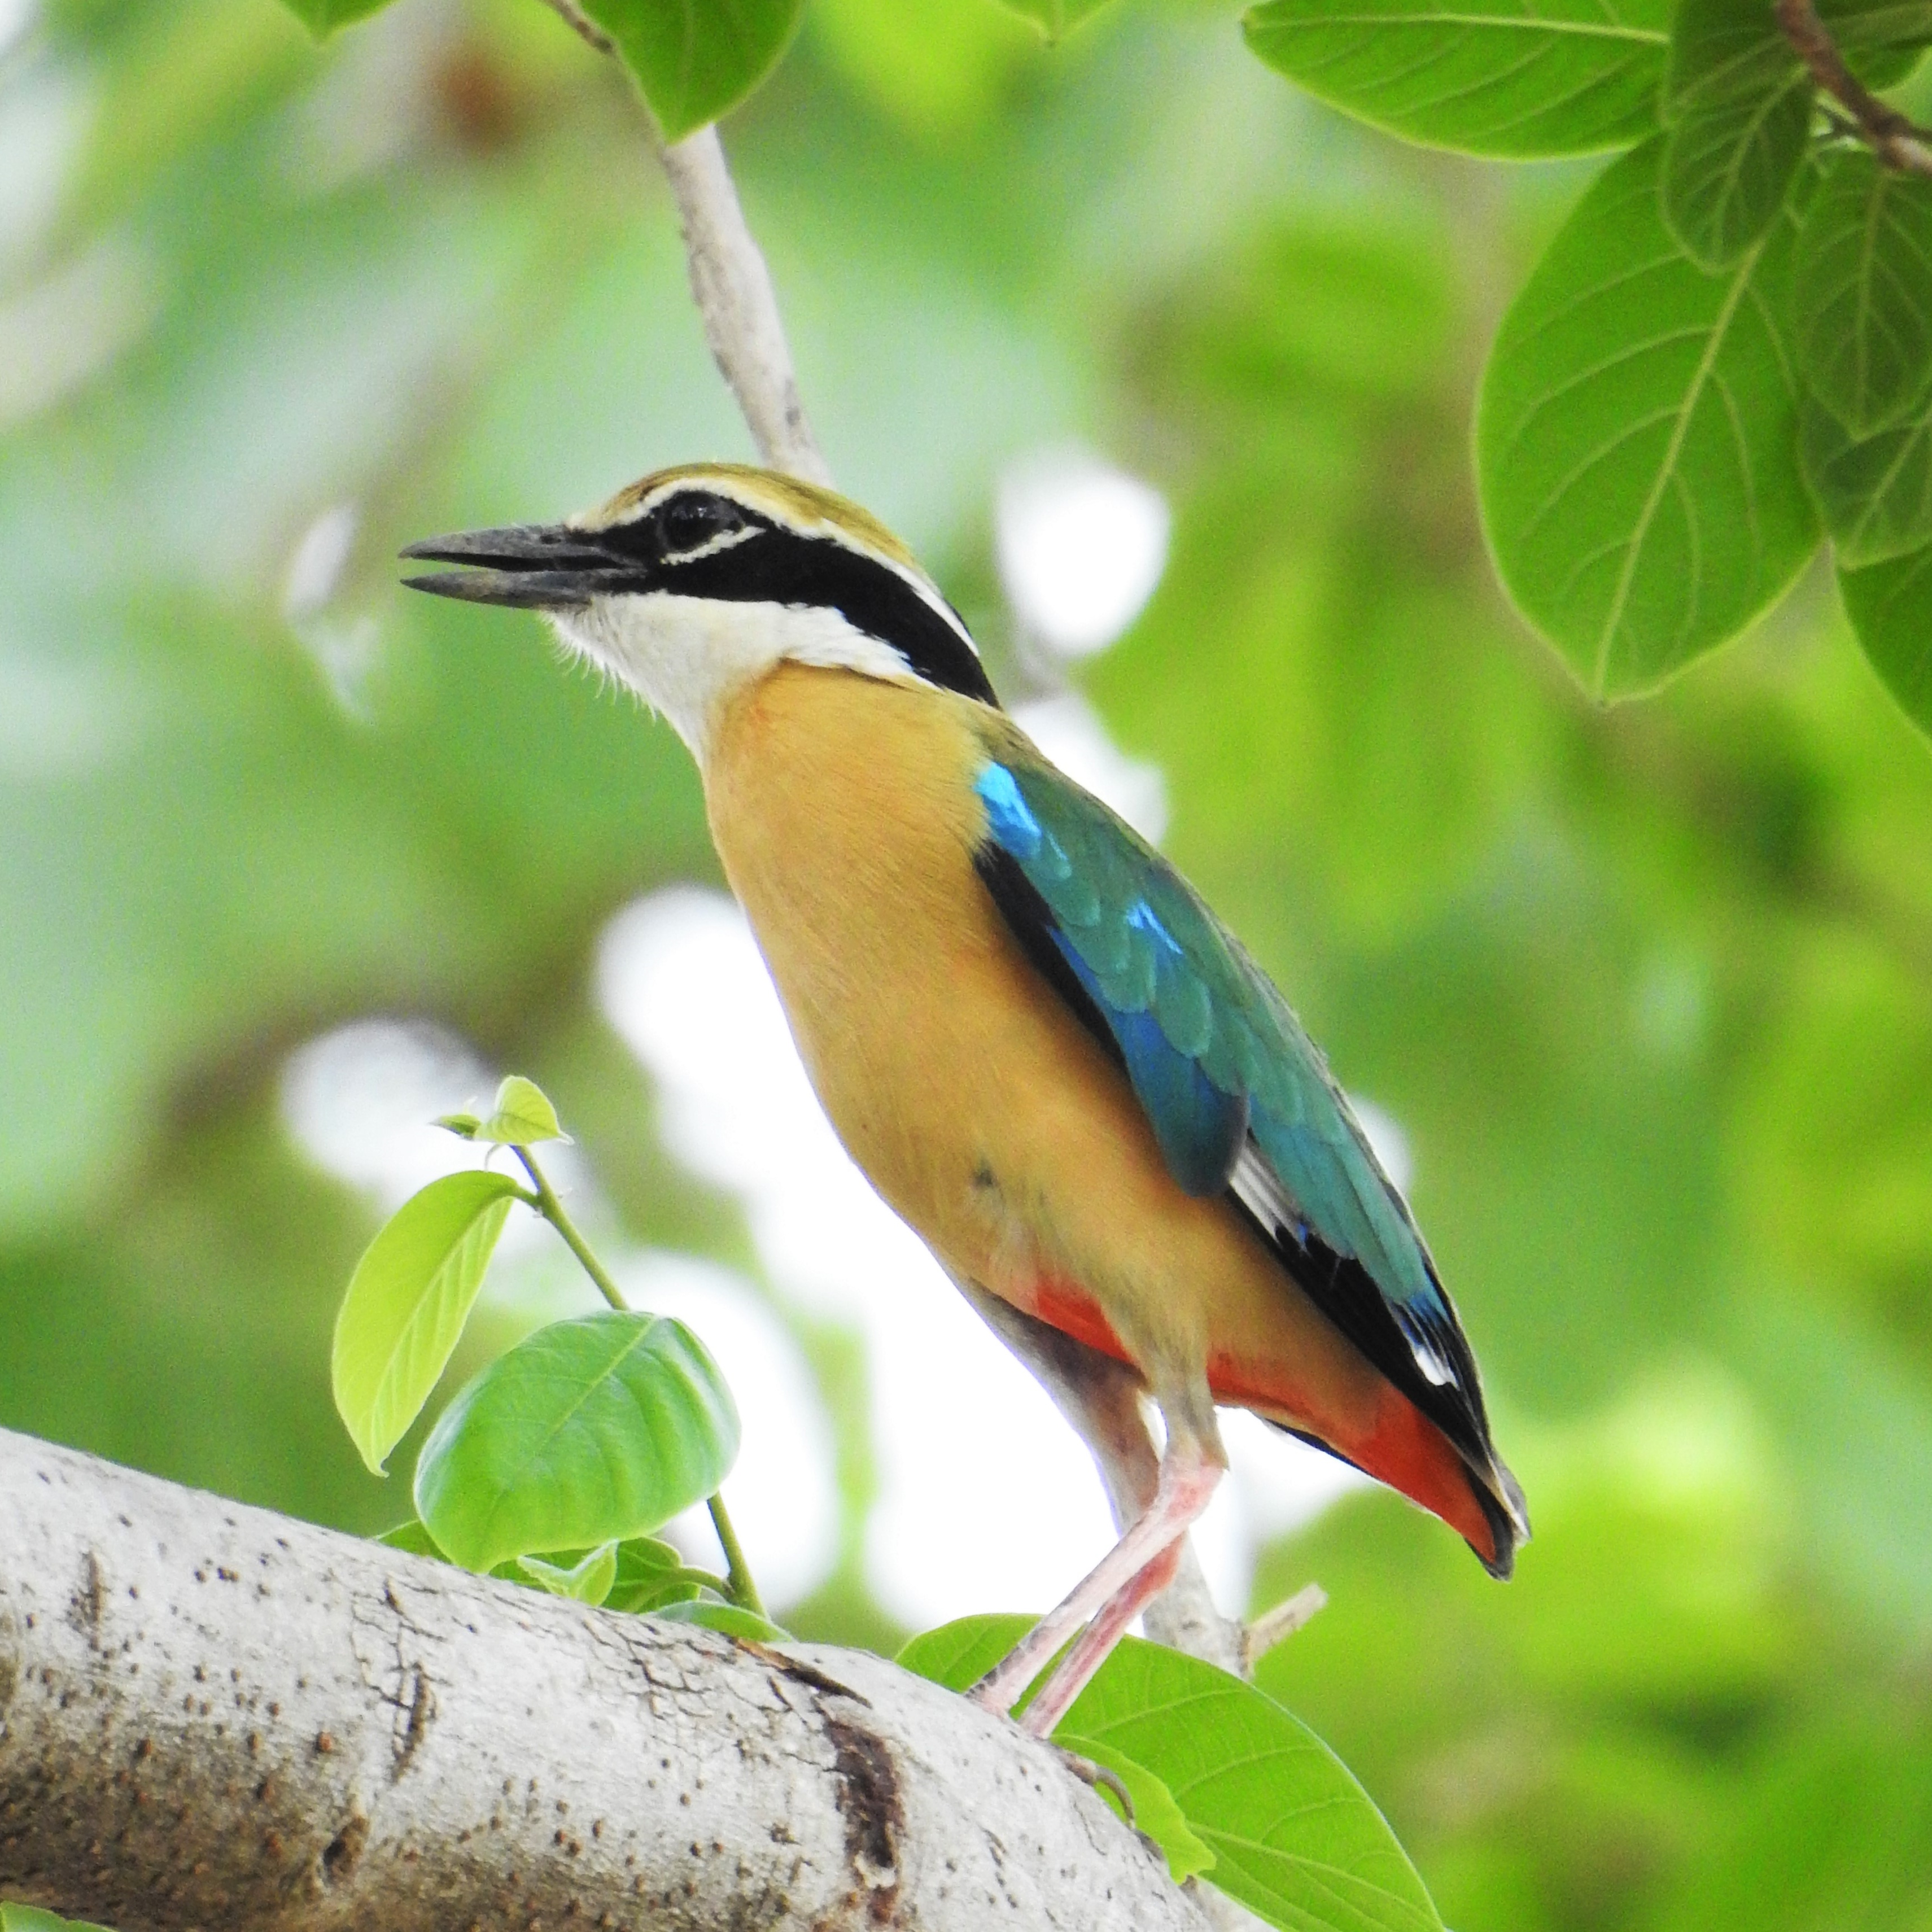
[{"x1": 1471, "y1": 1456, "x2": 1531, "y2": 1580}]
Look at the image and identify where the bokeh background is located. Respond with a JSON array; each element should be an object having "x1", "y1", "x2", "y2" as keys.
[{"x1": 5, "y1": 0, "x2": 1932, "y2": 1924}]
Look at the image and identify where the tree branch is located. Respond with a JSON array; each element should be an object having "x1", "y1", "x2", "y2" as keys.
[
  {"x1": 654, "y1": 128, "x2": 834, "y2": 486},
  {"x1": 1776, "y1": 0, "x2": 1932, "y2": 176},
  {"x1": 0, "y1": 1427, "x2": 1213, "y2": 1931},
  {"x1": 535, "y1": 0, "x2": 613, "y2": 57}
]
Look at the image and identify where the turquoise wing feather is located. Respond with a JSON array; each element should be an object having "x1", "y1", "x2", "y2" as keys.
[{"x1": 972, "y1": 747, "x2": 1478, "y2": 1415}]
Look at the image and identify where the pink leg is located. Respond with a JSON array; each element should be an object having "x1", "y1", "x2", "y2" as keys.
[
  {"x1": 1020, "y1": 1538, "x2": 1183, "y2": 1737},
  {"x1": 971, "y1": 1439, "x2": 1222, "y2": 1718}
]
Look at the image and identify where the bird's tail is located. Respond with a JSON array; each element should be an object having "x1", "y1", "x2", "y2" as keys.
[
  {"x1": 1273, "y1": 1395, "x2": 1531, "y2": 1579},
  {"x1": 1462, "y1": 1449, "x2": 1531, "y2": 1580}
]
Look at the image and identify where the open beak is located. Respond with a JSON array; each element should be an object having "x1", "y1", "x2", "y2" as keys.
[{"x1": 400, "y1": 523, "x2": 628, "y2": 610}]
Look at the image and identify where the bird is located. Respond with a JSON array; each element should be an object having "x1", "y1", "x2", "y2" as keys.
[{"x1": 401, "y1": 461, "x2": 1528, "y2": 1736}]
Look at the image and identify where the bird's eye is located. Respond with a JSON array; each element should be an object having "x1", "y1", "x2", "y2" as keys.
[{"x1": 658, "y1": 495, "x2": 741, "y2": 557}]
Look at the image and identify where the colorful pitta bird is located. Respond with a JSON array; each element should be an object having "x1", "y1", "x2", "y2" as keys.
[{"x1": 403, "y1": 463, "x2": 1527, "y2": 1735}]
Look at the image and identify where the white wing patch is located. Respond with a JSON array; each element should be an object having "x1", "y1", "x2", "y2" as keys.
[{"x1": 1232, "y1": 1143, "x2": 1457, "y2": 1389}]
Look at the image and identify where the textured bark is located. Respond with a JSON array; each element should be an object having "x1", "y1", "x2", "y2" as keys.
[
  {"x1": 0, "y1": 1428, "x2": 1213, "y2": 1931},
  {"x1": 656, "y1": 127, "x2": 835, "y2": 488}
]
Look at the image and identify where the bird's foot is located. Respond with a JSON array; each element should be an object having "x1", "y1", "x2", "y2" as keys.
[{"x1": 1054, "y1": 1745, "x2": 1135, "y2": 1826}]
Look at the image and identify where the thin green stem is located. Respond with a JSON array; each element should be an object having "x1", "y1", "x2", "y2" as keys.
[
  {"x1": 513, "y1": 1141, "x2": 767, "y2": 1617},
  {"x1": 706, "y1": 1492, "x2": 766, "y2": 1619},
  {"x1": 514, "y1": 1145, "x2": 628, "y2": 1312}
]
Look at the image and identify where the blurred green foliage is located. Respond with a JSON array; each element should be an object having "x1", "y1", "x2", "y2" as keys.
[{"x1": 3, "y1": 1, "x2": 1930, "y2": 1928}]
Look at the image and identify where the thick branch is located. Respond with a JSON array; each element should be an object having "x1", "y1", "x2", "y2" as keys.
[
  {"x1": 1776, "y1": 0, "x2": 1932, "y2": 175},
  {"x1": 0, "y1": 1427, "x2": 1210, "y2": 1931}
]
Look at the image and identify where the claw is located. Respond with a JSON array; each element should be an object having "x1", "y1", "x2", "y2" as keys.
[{"x1": 1054, "y1": 1745, "x2": 1135, "y2": 1825}]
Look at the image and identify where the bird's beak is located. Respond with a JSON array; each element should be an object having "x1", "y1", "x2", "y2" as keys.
[{"x1": 399, "y1": 523, "x2": 628, "y2": 610}]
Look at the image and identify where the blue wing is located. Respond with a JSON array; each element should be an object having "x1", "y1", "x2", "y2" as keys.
[{"x1": 972, "y1": 749, "x2": 1500, "y2": 1469}]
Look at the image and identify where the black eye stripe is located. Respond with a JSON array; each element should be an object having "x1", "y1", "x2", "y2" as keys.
[
  {"x1": 584, "y1": 495, "x2": 999, "y2": 707},
  {"x1": 595, "y1": 493, "x2": 768, "y2": 565},
  {"x1": 662, "y1": 527, "x2": 998, "y2": 706}
]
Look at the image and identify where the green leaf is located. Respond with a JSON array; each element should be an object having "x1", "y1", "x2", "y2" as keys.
[
  {"x1": 1802, "y1": 393, "x2": 1932, "y2": 563},
  {"x1": 1839, "y1": 542, "x2": 1932, "y2": 731},
  {"x1": 648, "y1": 1597, "x2": 793, "y2": 1641},
  {"x1": 377, "y1": 1518, "x2": 449, "y2": 1559},
  {"x1": 899, "y1": 1620, "x2": 1435, "y2": 1926},
  {"x1": 1793, "y1": 151, "x2": 1932, "y2": 436},
  {"x1": 1062, "y1": 1640, "x2": 1444, "y2": 1932},
  {"x1": 472, "y1": 1073, "x2": 567, "y2": 1146},
  {"x1": 1057, "y1": 1732, "x2": 1218, "y2": 1885},
  {"x1": 1660, "y1": 76, "x2": 1812, "y2": 269},
  {"x1": 331, "y1": 1170, "x2": 523, "y2": 1476},
  {"x1": 277, "y1": 0, "x2": 396, "y2": 36},
  {"x1": 603, "y1": 1534, "x2": 692, "y2": 1610},
  {"x1": 996, "y1": 0, "x2": 1117, "y2": 38},
  {"x1": 1829, "y1": 0, "x2": 1932, "y2": 84},
  {"x1": 435, "y1": 1112, "x2": 482, "y2": 1140},
  {"x1": 2, "y1": 1908, "x2": 115, "y2": 1932},
  {"x1": 898, "y1": 1612, "x2": 1038, "y2": 1693},
  {"x1": 1241, "y1": 0, "x2": 1670, "y2": 159},
  {"x1": 1476, "y1": 138, "x2": 1819, "y2": 696},
  {"x1": 597, "y1": 1536, "x2": 735, "y2": 1612},
  {"x1": 1664, "y1": 0, "x2": 1802, "y2": 112},
  {"x1": 579, "y1": 0, "x2": 807, "y2": 142},
  {"x1": 413, "y1": 1310, "x2": 740, "y2": 1573},
  {"x1": 517, "y1": 1541, "x2": 619, "y2": 1605}
]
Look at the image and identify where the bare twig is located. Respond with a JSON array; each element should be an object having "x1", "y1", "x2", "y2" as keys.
[
  {"x1": 1242, "y1": 1584, "x2": 1328, "y2": 1673},
  {"x1": 654, "y1": 127, "x2": 833, "y2": 484},
  {"x1": 1776, "y1": 0, "x2": 1932, "y2": 175},
  {"x1": 0, "y1": 1427, "x2": 1215, "y2": 1932},
  {"x1": 536, "y1": 0, "x2": 613, "y2": 56}
]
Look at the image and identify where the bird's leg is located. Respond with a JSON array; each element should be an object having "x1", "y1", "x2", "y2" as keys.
[
  {"x1": 1020, "y1": 1537, "x2": 1185, "y2": 1737},
  {"x1": 946, "y1": 1276, "x2": 1159, "y2": 1524},
  {"x1": 971, "y1": 1432, "x2": 1223, "y2": 1719}
]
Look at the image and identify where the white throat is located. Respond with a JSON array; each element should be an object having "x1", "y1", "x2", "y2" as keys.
[{"x1": 546, "y1": 592, "x2": 919, "y2": 763}]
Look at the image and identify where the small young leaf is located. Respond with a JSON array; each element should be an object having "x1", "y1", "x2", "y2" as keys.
[
  {"x1": 995, "y1": 0, "x2": 1116, "y2": 38},
  {"x1": 1839, "y1": 542, "x2": 1932, "y2": 732},
  {"x1": 1056, "y1": 1732, "x2": 1217, "y2": 1885},
  {"x1": 473, "y1": 1074, "x2": 566, "y2": 1147},
  {"x1": 1793, "y1": 151, "x2": 1932, "y2": 436},
  {"x1": 435, "y1": 1112, "x2": 482, "y2": 1140},
  {"x1": 1242, "y1": 0, "x2": 1670, "y2": 159},
  {"x1": 517, "y1": 1542, "x2": 619, "y2": 1605},
  {"x1": 1802, "y1": 394, "x2": 1932, "y2": 563},
  {"x1": 331, "y1": 1170, "x2": 523, "y2": 1476},
  {"x1": 377, "y1": 1518, "x2": 449, "y2": 1559},
  {"x1": 579, "y1": 0, "x2": 807, "y2": 142},
  {"x1": 610, "y1": 1535, "x2": 687, "y2": 1589},
  {"x1": 277, "y1": 0, "x2": 396, "y2": 36},
  {"x1": 647, "y1": 1597, "x2": 793, "y2": 1642},
  {"x1": 1476, "y1": 137, "x2": 1818, "y2": 695},
  {"x1": 1660, "y1": 75, "x2": 1812, "y2": 269},
  {"x1": 413, "y1": 1310, "x2": 740, "y2": 1573}
]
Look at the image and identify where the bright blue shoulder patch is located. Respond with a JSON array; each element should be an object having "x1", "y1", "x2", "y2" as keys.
[{"x1": 974, "y1": 764, "x2": 1043, "y2": 862}]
